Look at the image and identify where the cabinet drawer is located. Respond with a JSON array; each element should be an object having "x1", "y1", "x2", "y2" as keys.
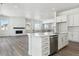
[
  {"x1": 42, "y1": 38, "x2": 49, "y2": 42},
  {"x1": 42, "y1": 48, "x2": 49, "y2": 55},
  {"x1": 42, "y1": 43, "x2": 49, "y2": 47},
  {"x1": 42, "y1": 45, "x2": 49, "y2": 50},
  {"x1": 42, "y1": 39, "x2": 48, "y2": 42},
  {"x1": 42, "y1": 41, "x2": 49, "y2": 44},
  {"x1": 42, "y1": 42, "x2": 49, "y2": 46},
  {"x1": 42, "y1": 46, "x2": 49, "y2": 50},
  {"x1": 42, "y1": 51, "x2": 49, "y2": 56}
]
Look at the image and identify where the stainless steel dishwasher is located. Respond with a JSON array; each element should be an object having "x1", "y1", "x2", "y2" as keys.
[{"x1": 49, "y1": 35, "x2": 58, "y2": 55}]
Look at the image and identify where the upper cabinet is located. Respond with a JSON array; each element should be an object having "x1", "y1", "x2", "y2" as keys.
[
  {"x1": 68, "y1": 14, "x2": 79, "y2": 26},
  {"x1": 56, "y1": 15, "x2": 67, "y2": 22},
  {"x1": 56, "y1": 15, "x2": 68, "y2": 33},
  {"x1": 61, "y1": 15, "x2": 67, "y2": 22},
  {"x1": 68, "y1": 15, "x2": 74, "y2": 26},
  {"x1": 73, "y1": 14, "x2": 79, "y2": 26},
  {"x1": 56, "y1": 22, "x2": 68, "y2": 33},
  {"x1": 56, "y1": 16, "x2": 62, "y2": 22}
]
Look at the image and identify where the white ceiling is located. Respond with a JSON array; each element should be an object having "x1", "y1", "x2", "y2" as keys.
[{"x1": 0, "y1": 3, "x2": 79, "y2": 19}]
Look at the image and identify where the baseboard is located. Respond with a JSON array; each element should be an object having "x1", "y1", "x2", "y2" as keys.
[
  {"x1": 69, "y1": 40, "x2": 79, "y2": 43},
  {"x1": 48, "y1": 52, "x2": 57, "y2": 56}
]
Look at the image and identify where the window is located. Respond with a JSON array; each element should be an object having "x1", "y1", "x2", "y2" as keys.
[{"x1": 0, "y1": 19, "x2": 8, "y2": 26}]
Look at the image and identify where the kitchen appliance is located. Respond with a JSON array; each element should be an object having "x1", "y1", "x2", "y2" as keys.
[
  {"x1": 16, "y1": 30, "x2": 23, "y2": 34},
  {"x1": 49, "y1": 35, "x2": 58, "y2": 55},
  {"x1": 13, "y1": 27, "x2": 25, "y2": 35}
]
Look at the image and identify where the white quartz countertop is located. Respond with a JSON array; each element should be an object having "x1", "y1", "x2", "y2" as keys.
[{"x1": 27, "y1": 32, "x2": 56, "y2": 36}]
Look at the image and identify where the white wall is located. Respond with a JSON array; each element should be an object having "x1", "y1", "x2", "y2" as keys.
[{"x1": 8, "y1": 17, "x2": 26, "y2": 36}]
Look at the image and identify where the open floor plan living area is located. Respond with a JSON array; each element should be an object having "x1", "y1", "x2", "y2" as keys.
[{"x1": 0, "y1": 3, "x2": 79, "y2": 56}]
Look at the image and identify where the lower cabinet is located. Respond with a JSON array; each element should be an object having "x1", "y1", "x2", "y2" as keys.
[
  {"x1": 58, "y1": 33, "x2": 68, "y2": 50},
  {"x1": 28, "y1": 33, "x2": 68, "y2": 56},
  {"x1": 28, "y1": 34, "x2": 50, "y2": 56},
  {"x1": 41, "y1": 36, "x2": 50, "y2": 56}
]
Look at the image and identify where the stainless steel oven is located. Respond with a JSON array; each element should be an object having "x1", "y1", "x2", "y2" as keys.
[{"x1": 16, "y1": 30, "x2": 23, "y2": 34}]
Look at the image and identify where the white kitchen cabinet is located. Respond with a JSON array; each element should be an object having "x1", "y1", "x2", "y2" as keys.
[
  {"x1": 56, "y1": 22, "x2": 68, "y2": 33},
  {"x1": 56, "y1": 16, "x2": 62, "y2": 22},
  {"x1": 58, "y1": 33, "x2": 68, "y2": 50},
  {"x1": 61, "y1": 15, "x2": 67, "y2": 22},
  {"x1": 57, "y1": 18, "x2": 68, "y2": 50},
  {"x1": 73, "y1": 14, "x2": 79, "y2": 26},
  {"x1": 62, "y1": 34, "x2": 68, "y2": 47},
  {"x1": 68, "y1": 14, "x2": 79, "y2": 42},
  {"x1": 56, "y1": 15, "x2": 67, "y2": 23},
  {"x1": 58, "y1": 34, "x2": 63, "y2": 50},
  {"x1": 68, "y1": 31, "x2": 73, "y2": 41},
  {"x1": 68, "y1": 26, "x2": 79, "y2": 42},
  {"x1": 68, "y1": 14, "x2": 79, "y2": 26},
  {"x1": 68, "y1": 15, "x2": 74, "y2": 26},
  {"x1": 28, "y1": 33, "x2": 50, "y2": 56},
  {"x1": 72, "y1": 32, "x2": 79, "y2": 42}
]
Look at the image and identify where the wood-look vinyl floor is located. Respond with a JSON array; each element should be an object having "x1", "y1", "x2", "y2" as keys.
[
  {"x1": 54, "y1": 41, "x2": 79, "y2": 56},
  {"x1": 0, "y1": 36, "x2": 79, "y2": 56},
  {"x1": 0, "y1": 35, "x2": 28, "y2": 56}
]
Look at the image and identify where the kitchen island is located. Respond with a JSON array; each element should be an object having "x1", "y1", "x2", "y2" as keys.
[{"x1": 28, "y1": 32, "x2": 57, "y2": 56}]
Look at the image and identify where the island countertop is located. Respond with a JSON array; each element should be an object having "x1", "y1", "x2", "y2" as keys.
[{"x1": 27, "y1": 32, "x2": 57, "y2": 37}]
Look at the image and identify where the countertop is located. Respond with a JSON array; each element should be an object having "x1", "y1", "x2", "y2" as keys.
[{"x1": 27, "y1": 32, "x2": 57, "y2": 37}]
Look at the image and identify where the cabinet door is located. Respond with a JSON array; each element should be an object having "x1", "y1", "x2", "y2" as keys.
[
  {"x1": 68, "y1": 15, "x2": 74, "y2": 26},
  {"x1": 58, "y1": 34, "x2": 68, "y2": 50},
  {"x1": 62, "y1": 34, "x2": 68, "y2": 47},
  {"x1": 73, "y1": 14, "x2": 79, "y2": 26},
  {"x1": 61, "y1": 16, "x2": 67, "y2": 22},
  {"x1": 56, "y1": 17, "x2": 62, "y2": 22},
  {"x1": 58, "y1": 34, "x2": 63, "y2": 50},
  {"x1": 57, "y1": 22, "x2": 67, "y2": 33},
  {"x1": 72, "y1": 32, "x2": 79, "y2": 42}
]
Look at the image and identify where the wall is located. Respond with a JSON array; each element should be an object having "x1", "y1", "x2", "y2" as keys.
[{"x1": 8, "y1": 17, "x2": 26, "y2": 36}]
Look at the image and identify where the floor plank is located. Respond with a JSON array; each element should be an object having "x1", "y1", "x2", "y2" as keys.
[
  {"x1": 0, "y1": 36, "x2": 79, "y2": 56},
  {"x1": 54, "y1": 41, "x2": 79, "y2": 56},
  {"x1": 0, "y1": 35, "x2": 28, "y2": 56}
]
